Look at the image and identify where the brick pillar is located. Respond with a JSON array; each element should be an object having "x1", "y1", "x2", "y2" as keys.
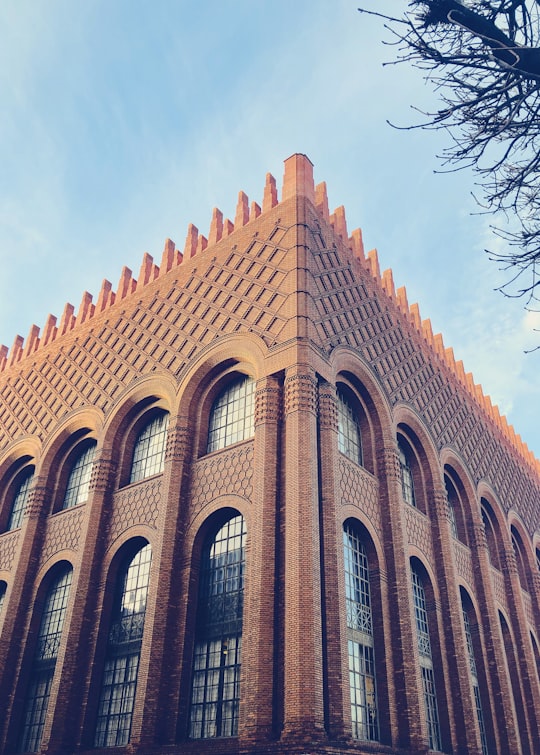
[
  {"x1": 0, "y1": 482, "x2": 50, "y2": 753},
  {"x1": 281, "y1": 364, "x2": 325, "y2": 743},
  {"x1": 376, "y1": 444, "x2": 425, "y2": 752},
  {"x1": 498, "y1": 540, "x2": 540, "y2": 755},
  {"x1": 240, "y1": 374, "x2": 281, "y2": 742},
  {"x1": 468, "y1": 517, "x2": 521, "y2": 754},
  {"x1": 429, "y1": 486, "x2": 484, "y2": 754},
  {"x1": 317, "y1": 381, "x2": 348, "y2": 741},
  {"x1": 41, "y1": 454, "x2": 117, "y2": 752},
  {"x1": 133, "y1": 421, "x2": 192, "y2": 747}
]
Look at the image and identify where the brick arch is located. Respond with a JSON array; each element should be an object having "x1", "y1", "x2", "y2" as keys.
[
  {"x1": 477, "y1": 482, "x2": 511, "y2": 569},
  {"x1": 440, "y1": 451, "x2": 479, "y2": 548},
  {"x1": 0, "y1": 436, "x2": 40, "y2": 481}
]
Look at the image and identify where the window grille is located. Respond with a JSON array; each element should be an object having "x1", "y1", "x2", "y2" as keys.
[
  {"x1": 7, "y1": 470, "x2": 34, "y2": 531},
  {"x1": 62, "y1": 443, "x2": 96, "y2": 509},
  {"x1": 337, "y1": 390, "x2": 363, "y2": 465},
  {"x1": 190, "y1": 515, "x2": 246, "y2": 739},
  {"x1": 411, "y1": 566, "x2": 441, "y2": 752},
  {"x1": 343, "y1": 523, "x2": 378, "y2": 741},
  {"x1": 94, "y1": 544, "x2": 152, "y2": 748},
  {"x1": 19, "y1": 568, "x2": 72, "y2": 753},
  {"x1": 207, "y1": 377, "x2": 254, "y2": 453},
  {"x1": 463, "y1": 606, "x2": 489, "y2": 755},
  {"x1": 129, "y1": 413, "x2": 169, "y2": 483}
]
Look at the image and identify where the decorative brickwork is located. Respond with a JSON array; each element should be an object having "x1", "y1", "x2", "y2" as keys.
[{"x1": 0, "y1": 154, "x2": 537, "y2": 755}]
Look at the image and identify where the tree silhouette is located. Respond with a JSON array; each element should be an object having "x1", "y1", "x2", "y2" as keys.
[{"x1": 359, "y1": 1, "x2": 540, "y2": 306}]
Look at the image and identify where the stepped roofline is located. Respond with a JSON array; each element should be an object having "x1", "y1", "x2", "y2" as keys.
[{"x1": 1, "y1": 154, "x2": 538, "y2": 474}]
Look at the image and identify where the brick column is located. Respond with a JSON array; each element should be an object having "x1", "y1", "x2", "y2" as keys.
[
  {"x1": 376, "y1": 443, "x2": 425, "y2": 752},
  {"x1": 468, "y1": 517, "x2": 521, "y2": 754},
  {"x1": 281, "y1": 365, "x2": 325, "y2": 743},
  {"x1": 42, "y1": 454, "x2": 117, "y2": 752},
  {"x1": 429, "y1": 485, "x2": 484, "y2": 754},
  {"x1": 316, "y1": 381, "x2": 348, "y2": 741},
  {"x1": 498, "y1": 540, "x2": 540, "y2": 755},
  {"x1": 133, "y1": 421, "x2": 192, "y2": 747},
  {"x1": 240, "y1": 374, "x2": 281, "y2": 742},
  {"x1": 0, "y1": 481, "x2": 50, "y2": 753}
]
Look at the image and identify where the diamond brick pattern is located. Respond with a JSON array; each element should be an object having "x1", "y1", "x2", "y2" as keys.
[
  {"x1": 491, "y1": 567, "x2": 507, "y2": 610},
  {"x1": 40, "y1": 507, "x2": 85, "y2": 565},
  {"x1": 109, "y1": 477, "x2": 162, "y2": 540},
  {"x1": 404, "y1": 504, "x2": 433, "y2": 562},
  {"x1": 189, "y1": 442, "x2": 254, "y2": 523},
  {"x1": 453, "y1": 540, "x2": 474, "y2": 587},
  {"x1": 338, "y1": 456, "x2": 380, "y2": 535},
  {"x1": 0, "y1": 530, "x2": 20, "y2": 572}
]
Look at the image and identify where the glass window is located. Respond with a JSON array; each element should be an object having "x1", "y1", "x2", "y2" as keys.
[
  {"x1": 462, "y1": 603, "x2": 489, "y2": 755},
  {"x1": 19, "y1": 567, "x2": 73, "y2": 753},
  {"x1": 94, "y1": 543, "x2": 152, "y2": 748},
  {"x1": 398, "y1": 441, "x2": 415, "y2": 507},
  {"x1": 343, "y1": 523, "x2": 378, "y2": 741},
  {"x1": 337, "y1": 390, "x2": 363, "y2": 466},
  {"x1": 190, "y1": 515, "x2": 246, "y2": 739},
  {"x1": 207, "y1": 377, "x2": 255, "y2": 453},
  {"x1": 0, "y1": 581, "x2": 6, "y2": 618},
  {"x1": 411, "y1": 565, "x2": 441, "y2": 751},
  {"x1": 7, "y1": 470, "x2": 34, "y2": 531},
  {"x1": 129, "y1": 413, "x2": 169, "y2": 483},
  {"x1": 62, "y1": 442, "x2": 97, "y2": 509}
]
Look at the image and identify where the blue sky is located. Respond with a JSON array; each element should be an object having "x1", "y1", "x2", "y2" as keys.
[{"x1": 1, "y1": 0, "x2": 539, "y2": 460}]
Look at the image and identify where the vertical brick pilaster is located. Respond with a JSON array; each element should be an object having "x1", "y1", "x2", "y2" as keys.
[
  {"x1": 42, "y1": 455, "x2": 117, "y2": 752},
  {"x1": 0, "y1": 481, "x2": 50, "y2": 753},
  {"x1": 240, "y1": 374, "x2": 281, "y2": 742},
  {"x1": 281, "y1": 365, "x2": 325, "y2": 742},
  {"x1": 317, "y1": 381, "x2": 348, "y2": 741},
  {"x1": 376, "y1": 444, "x2": 425, "y2": 752}
]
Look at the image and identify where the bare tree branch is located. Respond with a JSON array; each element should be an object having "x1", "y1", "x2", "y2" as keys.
[{"x1": 359, "y1": 1, "x2": 540, "y2": 307}]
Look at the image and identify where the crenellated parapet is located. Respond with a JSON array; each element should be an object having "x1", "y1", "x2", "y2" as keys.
[{"x1": 1, "y1": 153, "x2": 538, "y2": 476}]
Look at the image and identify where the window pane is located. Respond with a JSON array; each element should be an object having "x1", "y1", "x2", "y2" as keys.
[
  {"x1": 7, "y1": 470, "x2": 33, "y2": 531},
  {"x1": 19, "y1": 568, "x2": 73, "y2": 753},
  {"x1": 129, "y1": 413, "x2": 169, "y2": 483},
  {"x1": 190, "y1": 515, "x2": 246, "y2": 738},
  {"x1": 94, "y1": 544, "x2": 152, "y2": 748},
  {"x1": 207, "y1": 378, "x2": 254, "y2": 453},
  {"x1": 337, "y1": 390, "x2": 363, "y2": 465},
  {"x1": 398, "y1": 442, "x2": 416, "y2": 507},
  {"x1": 63, "y1": 443, "x2": 96, "y2": 509}
]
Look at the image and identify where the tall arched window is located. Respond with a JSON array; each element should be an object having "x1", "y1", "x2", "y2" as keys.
[
  {"x1": 129, "y1": 412, "x2": 169, "y2": 483},
  {"x1": 62, "y1": 441, "x2": 97, "y2": 509},
  {"x1": 337, "y1": 390, "x2": 363, "y2": 466},
  {"x1": 444, "y1": 474, "x2": 459, "y2": 540},
  {"x1": 190, "y1": 514, "x2": 246, "y2": 739},
  {"x1": 343, "y1": 522, "x2": 378, "y2": 740},
  {"x1": 398, "y1": 439, "x2": 416, "y2": 507},
  {"x1": 7, "y1": 469, "x2": 34, "y2": 531},
  {"x1": 18, "y1": 566, "x2": 73, "y2": 753},
  {"x1": 207, "y1": 376, "x2": 255, "y2": 453},
  {"x1": 499, "y1": 612, "x2": 528, "y2": 751},
  {"x1": 94, "y1": 543, "x2": 152, "y2": 748},
  {"x1": 511, "y1": 528, "x2": 529, "y2": 592},
  {"x1": 411, "y1": 563, "x2": 441, "y2": 751},
  {"x1": 461, "y1": 593, "x2": 489, "y2": 755},
  {"x1": 481, "y1": 504, "x2": 501, "y2": 570}
]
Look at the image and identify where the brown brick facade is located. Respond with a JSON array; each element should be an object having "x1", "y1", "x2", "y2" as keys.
[{"x1": 0, "y1": 154, "x2": 538, "y2": 754}]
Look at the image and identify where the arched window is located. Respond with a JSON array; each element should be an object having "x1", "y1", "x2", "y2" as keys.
[
  {"x1": 18, "y1": 566, "x2": 73, "y2": 753},
  {"x1": 398, "y1": 439, "x2": 416, "y2": 507},
  {"x1": 461, "y1": 592, "x2": 489, "y2": 755},
  {"x1": 511, "y1": 528, "x2": 529, "y2": 592},
  {"x1": 62, "y1": 441, "x2": 97, "y2": 509},
  {"x1": 207, "y1": 376, "x2": 255, "y2": 453},
  {"x1": 7, "y1": 469, "x2": 34, "y2": 531},
  {"x1": 481, "y1": 504, "x2": 501, "y2": 570},
  {"x1": 499, "y1": 612, "x2": 528, "y2": 751},
  {"x1": 343, "y1": 522, "x2": 378, "y2": 740},
  {"x1": 129, "y1": 412, "x2": 169, "y2": 483},
  {"x1": 411, "y1": 563, "x2": 441, "y2": 751},
  {"x1": 444, "y1": 474, "x2": 459, "y2": 540},
  {"x1": 94, "y1": 543, "x2": 152, "y2": 748},
  {"x1": 337, "y1": 390, "x2": 363, "y2": 466},
  {"x1": 190, "y1": 514, "x2": 246, "y2": 739},
  {"x1": 536, "y1": 547, "x2": 540, "y2": 572}
]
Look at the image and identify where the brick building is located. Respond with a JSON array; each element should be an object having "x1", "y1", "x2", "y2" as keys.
[{"x1": 0, "y1": 154, "x2": 539, "y2": 755}]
